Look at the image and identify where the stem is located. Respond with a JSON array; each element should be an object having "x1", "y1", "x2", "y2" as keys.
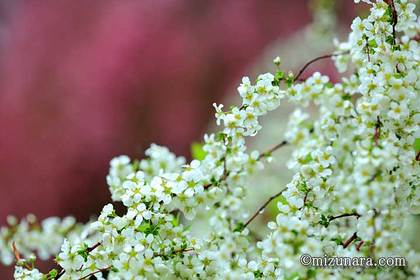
[
  {"x1": 55, "y1": 242, "x2": 102, "y2": 279},
  {"x1": 79, "y1": 266, "x2": 111, "y2": 280},
  {"x1": 242, "y1": 187, "x2": 287, "y2": 229},
  {"x1": 204, "y1": 140, "x2": 288, "y2": 189},
  {"x1": 343, "y1": 232, "x2": 358, "y2": 249},
  {"x1": 87, "y1": 242, "x2": 101, "y2": 253},
  {"x1": 155, "y1": 247, "x2": 194, "y2": 258},
  {"x1": 258, "y1": 140, "x2": 288, "y2": 160},
  {"x1": 385, "y1": 0, "x2": 398, "y2": 44},
  {"x1": 373, "y1": 116, "x2": 382, "y2": 146},
  {"x1": 294, "y1": 51, "x2": 349, "y2": 81},
  {"x1": 329, "y1": 212, "x2": 360, "y2": 222}
]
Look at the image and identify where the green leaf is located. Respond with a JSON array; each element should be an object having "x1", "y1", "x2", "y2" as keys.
[
  {"x1": 172, "y1": 212, "x2": 180, "y2": 227},
  {"x1": 272, "y1": 71, "x2": 285, "y2": 86},
  {"x1": 76, "y1": 243, "x2": 89, "y2": 262},
  {"x1": 331, "y1": 236, "x2": 343, "y2": 245},
  {"x1": 368, "y1": 39, "x2": 378, "y2": 48},
  {"x1": 191, "y1": 142, "x2": 207, "y2": 160},
  {"x1": 319, "y1": 214, "x2": 330, "y2": 228},
  {"x1": 325, "y1": 82, "x2": 334, "y2": 88},
  {"x1": 414, "y1": 138, "x2": 420, "y2": 152},
  {"x1": 47, "y1": 269, "x2": 58, "y2": 279},
  {"x1": 233, "y1": 222, "x2": 244, "y2": 232}
]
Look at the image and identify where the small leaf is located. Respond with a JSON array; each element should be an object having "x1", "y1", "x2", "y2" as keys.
[
  {"x1": 191, "y1": 142, "x2": 207, "y2": 160},
  {"x1": 233, "y1": 222, "x2": 244, "y2": 232},
  {"x1": 414, "y1": 138, "x2": 420, "y2": 152},
  {"x1": 47, "y1": 269, "x2": 58, "y2": 279}
]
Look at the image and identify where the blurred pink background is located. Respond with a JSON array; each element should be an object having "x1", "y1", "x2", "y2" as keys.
[
  {"x1": 0, "y1": 0, "x2": 313, "y2": 228},
  {"x1": 0, "y1": 0, "x2": 362, "y2": 276}
]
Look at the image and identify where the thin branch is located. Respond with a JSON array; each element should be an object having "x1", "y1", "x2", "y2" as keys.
[
  {"x1": 242, "y1": 187, "x2": 287, "y2": 229},
  {"x1": 11, "y1": 242, "x2": 21, "y2": 262},
  {"x1": 356, "y1": 240, "x2": 364, "y2": 251},
  {"x1": 329, "y1": 212, "x2": 360, "y2": 222},
  {"x1": 55, "y1": 242, "x2": 102, "y2": 279},
  {"x1": 87, "y1": 242, "x2": 101, "y2": 253},
  {"x1": 204, "y1": 140, "x2": 288, "y2": 190},
  {"x1": 258, "y1": 140, "x2": 288, "y2": 160},
  {"x1": 343, "y1": 232, "x2": 358, "y2": 249},
  {"x1": 78, "y1": 266, "x2": 111, "y2": 280},
  {"x1": 385, "y1": 0, "x2": 398, "y2": 44},
  {"x1": 294, "y1": 51, "x2": 349, "y2": 81},
  {"x1": 154, "y1": 247, "x2": 194, "y2": 258},
  {"x1": 373, "y1": 116, "x2": 382, "y2": 146}
]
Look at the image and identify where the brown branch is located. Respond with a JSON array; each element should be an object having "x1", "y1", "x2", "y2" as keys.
[
  {"x1": 385, "y1": 0, "x2": 398, "y2": 44},
  {"x1": 87, "y1": 242, "x2": 101, "y2": 253},
  {"x1": 343, "y1": 232, "x2": 358, "y2": 249},
  {"x1": 155, "y1": 247, "x2": 194, "y2": 257},
  {"x1": 356, "y1": 240, "x2": 364, "y2": 251},
  {"x1": 373, "y1": 116, "x2": 382, "y2": 146},
  {"x1": 329, "y1": 212, "x2": 360, "y2": 222},
  {"x1": 258, "y1": 140, "x2": 288, "y2": 160},
  {"x1": 242, "y1": 187, "x2": 287, "y2": 229},
  {"x1": 294, "y1": 51, "x2": 349, "y2": 81},
  {"x1": 55, "y1": 242, "x2": 102, "y2": 279},
  {"x1": 11, "y1": 242, "x2": 21, "y2": 262},
  {"x1": 78, "y1": 266, "x2": 111, "y2": 280},
  {"x1": 204, "y1": 140, "x2": 288, "y2": 190}
]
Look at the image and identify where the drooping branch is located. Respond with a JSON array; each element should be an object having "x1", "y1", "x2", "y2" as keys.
[
  {"x1": 385, "y1": 0, "x2": 398, "y2": 44},
  {"x1": 293, "y1": 51, "x2": 350, "y2": 82},
  {"x1": 78, "y1": 266, "x2": 111, "y2": 280},
  {"x1": 242, "y1": 187, "x2": 287, "y2": 230},
  {"x1": 328, "y1": 212, "x2": 360, "y2": 222},
  {"x1": 258, "y1": 140, "x2": 288, "y2": 160},
  {"x1": 55, "y1": 242, "x2": 102, "y2": 279}
]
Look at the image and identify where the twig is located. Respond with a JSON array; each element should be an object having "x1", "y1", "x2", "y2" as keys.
[
  {"x1": 87, "y1": 242, "x2": 101, "y2": 253},
  {"x1": 294, "y1": 51, "x2": 349, "y2": 81},
  {"x1": 204, "y1": 140, "x2": 288, "y2": 190},
  {"x1": 385, "y1": 0, "x2": 398, "y2": 44},
  {"x1": 242, "y1": 187, "x2": 287, "y2": 229},
  {"x1": 55, "y1": 242, "x2": 102, "y2": 279},
  {"x1": 258, "y1": 140, "x2": 288, "y2": 160},
  {"x1": 373, "y1": 116, "x2": 382, "y2": 146},
  {"x1": 11, "y1": 242, "x2": 21, "y2": 261},
  {"x1": 343, "y1": 232, "x2": 358, "y2": 249},
  {"x1": 78, "y1": 266, "x2": 111, "y2": 280},
  {"x1": 356, "y1": 240, "x2": 364, "y2": 251},
  {"x1": 329, "y1": 212, "x2": 360, "y2": 222}
]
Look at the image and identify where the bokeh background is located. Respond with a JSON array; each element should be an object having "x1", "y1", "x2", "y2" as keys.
[{"x1": 0, "y1": 0, "x2": 356, "y2": 276}]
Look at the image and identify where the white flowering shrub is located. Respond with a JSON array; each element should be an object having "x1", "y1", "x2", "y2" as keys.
[{"x1": 2, "y1": 1, "x2": 419, "y2": 279}]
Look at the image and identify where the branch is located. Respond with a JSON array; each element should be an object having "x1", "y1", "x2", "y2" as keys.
[
  {"x1": 87, "y1": 242, "x2": 101, "y2": 253},
  {"x1": 258, "y1": 140, "x2": 288, "y2": 160},
  {"x1": 55, "y1": 242, "x2": 102, "y2": 279},
  {"x1": 154, "y1": 247, "x2": 194, "y2": 258},
  {"x1": 385, "y1": 0, "x2": 398, "y2": 44},
  {"x1": 294, "y1": 51, "x2": 349, "y2": 81},
  {"x1": 343, "y1": 232, "x2": 358, "y2": 249},
  {"x1": 242, "y1": 187, "x2": 287, "y2": 229},
  {"x1": 373, "y1": 116, "x2": 382, "y2": 146},
  {"x1": 204, "y1": 140, "x2": 288, "y2": 190},
  {"x1": 78, "y1": 266, "x2": 111, "y2": 280},
  {"x1": 328, "y1": 212, "x2": 360, "y2": 222}
]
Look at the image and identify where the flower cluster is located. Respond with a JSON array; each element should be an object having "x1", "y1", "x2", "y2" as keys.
[{"x1": 1, "y1": 1, "x2": 419, "y2": 279}]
